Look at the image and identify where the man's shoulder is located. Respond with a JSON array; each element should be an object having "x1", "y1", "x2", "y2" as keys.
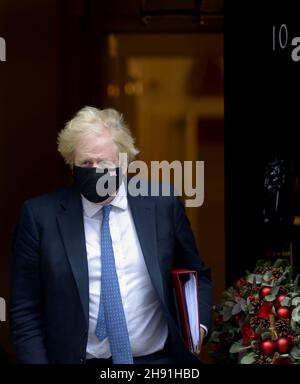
[{"x1": 25, "y1": 185, "x2": 73, "y2": 210}]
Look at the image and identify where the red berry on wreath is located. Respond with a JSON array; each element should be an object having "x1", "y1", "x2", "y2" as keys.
[
  {"x1": 276, "y1": 337, "x2": 292, "y2": 354},
  {"x1": 260, "y1": 287, "x2": 272, "y2": 298},
  {"x1": 277, "y1": 306, "x2": 290, "y2": 319},
  {"x1": 260, "y1": 339, "x2": 276, "y2": 356},
  {"x1": 275, "y1": 294, "x2": 286, "y2": 308}
]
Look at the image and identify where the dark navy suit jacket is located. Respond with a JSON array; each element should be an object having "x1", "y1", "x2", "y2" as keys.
[{"x1": 10, "y1": 183, "x2": 212, "y2": 364}]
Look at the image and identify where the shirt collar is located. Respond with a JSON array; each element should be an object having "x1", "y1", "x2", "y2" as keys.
[{"x1": 81, "y1": 181, "x2": 128, "y2": 218}]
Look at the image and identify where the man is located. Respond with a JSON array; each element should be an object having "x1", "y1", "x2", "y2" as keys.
[{"x1": 10, "y1": 107, "x2": 212, "y2": 364}]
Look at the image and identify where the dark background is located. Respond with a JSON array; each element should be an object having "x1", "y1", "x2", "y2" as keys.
[
  {"x1": 1, "y1": 0, "x2": 300, "y2": 366},
  {"x1": 226, "y1": 1, "x2": 300, "y2": 285}
]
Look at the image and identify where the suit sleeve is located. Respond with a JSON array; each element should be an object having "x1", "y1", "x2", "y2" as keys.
[
  {"x1": 10, "y1": 201, "x2": 49, "y2": 363},
  {"x1": 172, "y1": 195, "x2": 213, "y2": 335}
]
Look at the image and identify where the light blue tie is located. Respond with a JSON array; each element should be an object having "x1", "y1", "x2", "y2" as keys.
[{"x1": 95, "y1": 205, "x2": 133, "y2": 364}]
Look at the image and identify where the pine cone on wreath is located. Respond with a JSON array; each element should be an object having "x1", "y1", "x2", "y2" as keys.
[
  {"x1": 255, "y1": 355, "x2": 273, "y2": 364},
  {"x1": 275, "y1": 319, "x2": 291, "y2": 337},
  {"x1": 251, "y1": 299, "x2": 261, "y2": 312},
  {"x1": 254, "y1": 265, "x2": 272, "y2": 275},
  {"x1": 250, "y1": 316, "x2": 260, "y2": 329},
  {"x1": 258, "y1": 318, "x2": 270, "y2": 330}
]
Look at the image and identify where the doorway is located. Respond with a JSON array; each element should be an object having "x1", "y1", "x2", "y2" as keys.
[{"x1": 100, "y1": 35, "x2": 224, "y2": 360}]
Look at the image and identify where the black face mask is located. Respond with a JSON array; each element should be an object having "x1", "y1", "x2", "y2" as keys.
[{"x1": 73, "y1": 166, "x2": 122, "y2": 203}]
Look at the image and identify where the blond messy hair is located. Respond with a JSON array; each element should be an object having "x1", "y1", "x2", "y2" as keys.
[{"x1": 57, "y1": 106, "x2": 139, "y2": 167}]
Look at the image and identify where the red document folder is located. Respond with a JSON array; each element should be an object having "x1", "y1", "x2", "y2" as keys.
[{"x1": 171, "y1": 269, "x2": 201, "y2": 353}]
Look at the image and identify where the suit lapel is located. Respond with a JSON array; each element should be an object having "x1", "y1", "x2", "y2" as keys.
[
  {"x1": 57, "y1": 186, "x2": 89, "y2": 325},
  {"x1": 127, "y1": 194, "x2": 165, "y2": 303}
]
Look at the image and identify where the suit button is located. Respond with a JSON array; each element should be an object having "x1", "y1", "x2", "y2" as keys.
[{"x1": 79, "y1": 358, "x2": 85, "y2": 364}]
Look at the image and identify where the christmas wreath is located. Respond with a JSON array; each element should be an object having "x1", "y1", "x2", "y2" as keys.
[{"x1": 209, "y1": 259, "x2": 300, "y2": 364}]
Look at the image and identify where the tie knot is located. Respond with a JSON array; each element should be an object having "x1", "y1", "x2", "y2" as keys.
[{"x1": 102, "y1": 204, "x2": 112, "y2": 220}]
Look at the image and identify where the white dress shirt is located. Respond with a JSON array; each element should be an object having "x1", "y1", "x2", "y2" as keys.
[{"x1": 83, "y1": 182, "x2": 169, "y2": 359}]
